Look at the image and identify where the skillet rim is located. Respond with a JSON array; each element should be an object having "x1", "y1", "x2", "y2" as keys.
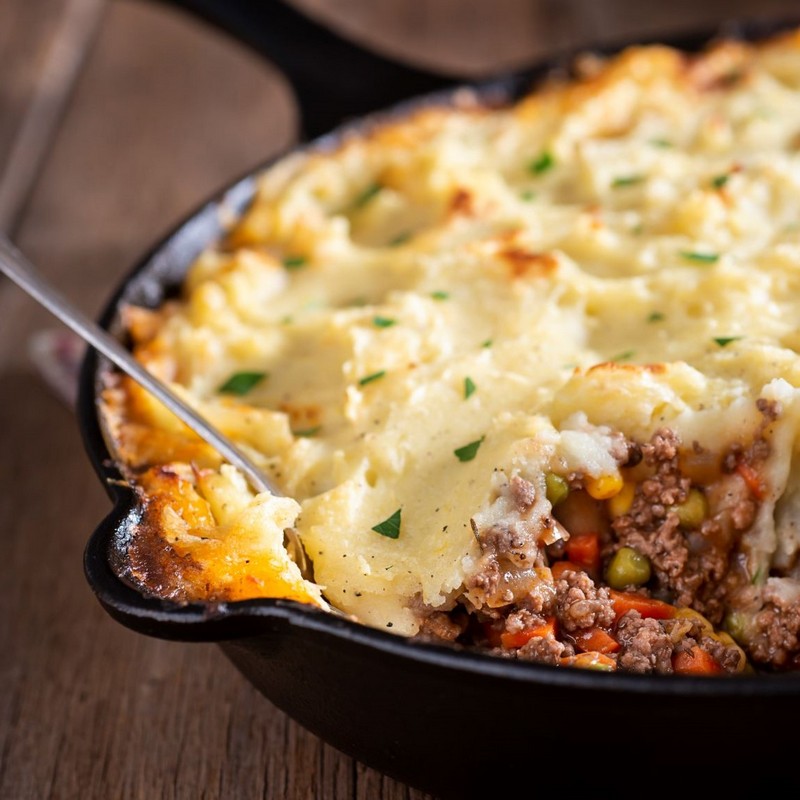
[{"x1": 79, "y1": 13, "x2": 800, "y2": 695}]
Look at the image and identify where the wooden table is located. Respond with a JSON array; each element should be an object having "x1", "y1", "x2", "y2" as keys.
[{"x1": 1, "y1": 1, "x2": 797, "y2": 797}]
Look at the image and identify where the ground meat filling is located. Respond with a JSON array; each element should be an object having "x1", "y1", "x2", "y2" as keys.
[
  {"x1": 616, "y1": 611, "x2": 674, "y2": 674},
  {"x1": 747, "y1": 585, "x2": 800, "y2": 669},
  {"x1": 553, "y1": 571, "x2": 614, "y2": 632},
  {"x1": 610, "y1": 427, "x2": 766, "y2": 624},
  {"x1": 419, "y1": 567, "x2": 743, "y2": 674},
  {"x1": 415, "y1": 407, "x2": 797, "y2": 674}
]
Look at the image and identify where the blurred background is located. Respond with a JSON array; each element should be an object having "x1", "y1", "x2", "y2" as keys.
[{"x1": 1, "y1": 1, "x2": 798, "y2": 797}]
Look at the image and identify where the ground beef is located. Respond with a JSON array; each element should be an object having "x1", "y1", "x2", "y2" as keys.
[
  {"x1": 616, "y1": 611, "x2": 674, "y2": 674},
  {"x1": 610, "y1": 427, "x2": 757, "y2": 623},
  {"x1": 504, "y1": 608, "x2": 547, "y2": 635},
  {"x1": 517, "y1": 635, "x2": 569, "y2": 665},
  {"x1": 748, "y1": 600, "x2": 800, "y2": 668},
  {"x1": 509, "y1": 475, "x2": 536, "y2": 510},
  {"x1": 553, "y1": 570, "x2": 615, "y2": 632},
  {"x1": 417, "y1": 611, "x2": 464, "y2": 643}
]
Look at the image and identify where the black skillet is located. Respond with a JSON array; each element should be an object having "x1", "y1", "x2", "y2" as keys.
[{"x1": 79, "y1": 3, "x2": 800, "y2": 796}]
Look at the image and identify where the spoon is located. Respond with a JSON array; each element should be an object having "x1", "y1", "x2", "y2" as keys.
[{"x1": 0, "y1": 234, "x2": 311, "y2": 574}]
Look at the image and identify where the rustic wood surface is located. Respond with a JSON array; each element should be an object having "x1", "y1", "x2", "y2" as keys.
[{"x1": 1, "y1": 1, "x2": 798, "y2": 797}]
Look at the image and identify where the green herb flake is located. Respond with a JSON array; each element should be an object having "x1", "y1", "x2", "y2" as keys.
[
  {"x1": 520, "y1": 189, "x2": 537, "y2": 201},
  {"x1": 612, "y1": 175, "x2": 644, "y2": 188},
  {"x1": 611, "y1": 350, "x2": 635, "y2": 362},
  {"x1": 464, "y1": 377, "x2": 476, "y2": 399},
  {"x1": 388, "y1": 231, "x2": 411, "y2": 247},
  {"x1": 650, "y1": 138, "x2": 673, "y2": 148},
  {"x1": 481, "y1": 339, "x2": 493, "y2": 348},
  {"x1": 293, "y1": 426, "x2": 321, "y2": 437},
  {"x1": 283, "y1": 255, "x2": 307, "y2": 270},
  {"x1": 713, "y1": 336, "x2": 743, "y2": 347},
  {"x1": 454, "y1": 436, "x2": 485, "y2": 463},
  {"x1": 354, "y1": 182, "x2": 382, "y2": 209},
  {"x1": 528, "y1": 151, "x2": 554, "y2": 176},
  {"x1": 373, "y1": 316, "x2": 397, "y2": 328},
  {"x1": 647, "y1": 311, "x2": 665, "y2": 323},
  {"x1": 431, "y1": 291, "x2": 450, "y2": 301},
  {"x1": 711, "y1": 174, "x2": 730, "y2": 189},
  {"x1": 218, "y1": 371, "x2": 266, "y2": 396},
  {"x1": 680, "y1": 250, "x2": 719, "y2": 265},
  {"x1": 372, "y1": 508, "x2": 402, "y2": 539},
  {"x1": 358, "y1": 370, "x2": 386, "y2": 386}
]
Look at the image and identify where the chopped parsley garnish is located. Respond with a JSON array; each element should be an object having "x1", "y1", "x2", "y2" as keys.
[
  {"x1": 711, "y1": 174, "x2": 730, "y2": 189},
  {"x1": 612, "y1": 175, "x2": 644, "y2": 188},
  {"x1": 431, "y1": 291, "x2": 450, "y2": 301},
  {"x1": 611, "y1": 350, "x2": 635, "y2": 362},
  {"x1": 389, "y1": 231, "x2": 411, "y2": 247},
  {"x1": 358, "y1": 370, "x2": 386, "y2": 386},
  {"x1": 354, "y1": 182, "x2": 382, "y2": 209},
  {"x1": 528, "y1": 150, "x2": 554, "y2": 175},
  {"x1": 283, "y1": 255, "x2": 307, "y2": 270},
  {"x1": 218, "y1": 371, "x2": 266, "y2": 395},
  {"x1": 373, "y1": 316, "x2": 397, "y2": 328},
  {"x1": 520, "y1": 189, "x2": 537, "y2": 201},
  {"x1": 481, "y1": 339, "x2": 493, "y2": 348},
  {"x1": 464, "y1": 377, "x2": 476, "y2": 399},
  {"x1": 293, "y1": 426, "x2": 321, "y2": 437},
  {"x1": 372, "y1": 508, "x2": 402, "y2": 539},
  {"x1": 650, "y1": 138, "x2": 673, "y2": 148},
  {"x1": 647, "y1": 311, "x2": 665, "y2": 323},
  {"x1": 713, "y1": 336, "x2": 743, "y2": 347},
  {"x1": 454, "y1": 436, "x2": 485, "y2": 463},
  {"x1": 680, "y1": 250, "x2": 719, "y2": 264}
]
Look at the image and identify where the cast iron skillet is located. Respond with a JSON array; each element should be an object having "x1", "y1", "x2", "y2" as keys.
[{"x1": 80, "y1": 3, "x2": 800, "y2": 796}]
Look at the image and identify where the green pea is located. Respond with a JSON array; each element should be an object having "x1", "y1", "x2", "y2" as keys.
[
  {"x1": 723, "y1": 610, "x2": 748, "y2": 644},
  {"x1": 606, "y1": 547, "x2": 652, "y2": 589},
  {"x1": 675, "y1": 488, "x2": 708, "y2": 529},
  {"x1": 545, "y1": 472, "x2": 569, "y2": 507}
]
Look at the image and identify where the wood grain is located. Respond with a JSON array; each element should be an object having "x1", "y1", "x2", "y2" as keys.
[
  {"x1": 0, "y1": 0, "x2": 104, "y2": 233},
  {"x1": 2, "y1": 1, "x2": 800, "y2": 798}
]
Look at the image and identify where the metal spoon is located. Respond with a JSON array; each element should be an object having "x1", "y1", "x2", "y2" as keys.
[{"x1": 0, "y1": 234, "x2": 311, "y2": 574}]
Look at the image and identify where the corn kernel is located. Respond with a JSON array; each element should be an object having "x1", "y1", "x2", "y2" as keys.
[
  {"x1": 608, "y1": 481, "x2": 635, "y2": 517},
  {"x1": 586, "y1": 472, "x2": 624, "y2": 500}
]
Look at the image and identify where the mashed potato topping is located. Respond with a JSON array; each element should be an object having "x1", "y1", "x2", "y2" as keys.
[{"x1": 104, "y1": 32, "x2": 800, "y2": 672}]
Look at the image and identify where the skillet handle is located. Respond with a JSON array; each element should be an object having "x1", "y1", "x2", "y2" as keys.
[{"x1": 152, "y1": 0, "x2": 460, "y2": 139}]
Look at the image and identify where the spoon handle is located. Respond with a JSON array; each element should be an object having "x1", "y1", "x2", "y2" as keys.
[{"x1": 0, "y1": 234, "x2": 275, "y2": 496}]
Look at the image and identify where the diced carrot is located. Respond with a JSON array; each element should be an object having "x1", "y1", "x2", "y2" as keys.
[
  {"x1": 551, "y1": 560, "x2": 581, "y2": 580},
  {"x1": 736, "y1": 462, "x2": 765, "y2": 501},
  {"x1": 560, "y1": 652, "x2": 617, "y2": 671},
  {"x1": 574, "y1": 627, "x2": 620, "y2": 654},
  {"x1": 500, "y1": 617, "x2": 557, "y2": 649},
  {"x1": 565, "y1": 532, "x2": 601, "y2": 574},
  {"x1": 673, "y1": 645, "x2": 723, "y2": 675},
  {"x1": 609, "y1": 590, "x2": 675, "y2": 621}
]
